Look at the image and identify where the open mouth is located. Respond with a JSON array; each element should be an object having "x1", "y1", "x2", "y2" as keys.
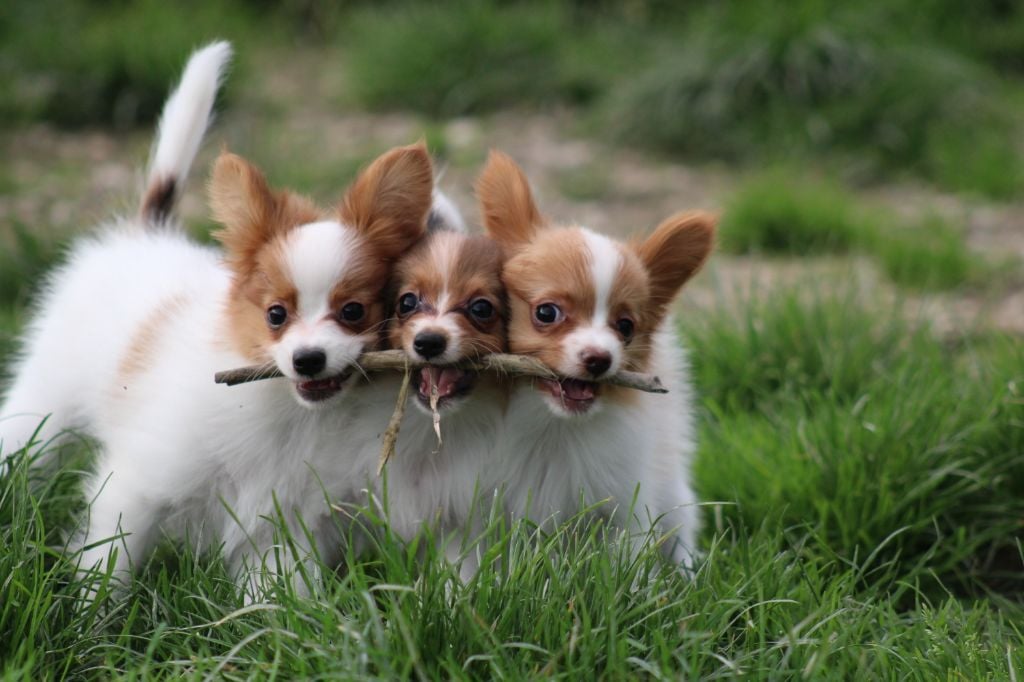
[
  {"x1": 539, "y1": 378, "x2": 600, "y2": 414},
  {"x1": 416, "y1": 367, "x2": 477, "y2": 409},
  {"x1": 295, "y1": 371, "x2": 353, "y2": 403}
]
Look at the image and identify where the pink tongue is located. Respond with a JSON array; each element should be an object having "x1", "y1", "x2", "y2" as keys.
[
  {"x1": 561, "y1": 379, "x2": 595, "y2": 400},
  {"x1": 420, "y1": 367, "x2": 463, "y2": 398}
]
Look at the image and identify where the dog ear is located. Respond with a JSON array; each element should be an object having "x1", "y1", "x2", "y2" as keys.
[
  {"x1": 476, "y1": 150, "x2": 543, "y2": 248},
  {"x1": 210, "y1": 152, "x2": 318, "y2": 273},
  {"x1": 339, "y1": 142, "x2": 434, "y2": 260},
  {"x1": 634, "y1": 211, "x2": 716, "y2": 320}
]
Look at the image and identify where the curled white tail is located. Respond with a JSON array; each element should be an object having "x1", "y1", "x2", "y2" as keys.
[{"x1": 140, "y1": 40, "x2": 233, "y2": 226}]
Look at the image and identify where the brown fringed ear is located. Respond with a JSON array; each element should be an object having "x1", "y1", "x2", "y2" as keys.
[
  {"x1": 339, "y1": 142, "x2": 434, "y2": 260},
  {"x1": 634, "y1": 211, "x2": 716, "y2": 319},
  {"x1": 209, "y1": 152, "x2": 319, "y2": 274},
  {"x1": 475, "y1": 150, "x2": 543, "y2": 248}
]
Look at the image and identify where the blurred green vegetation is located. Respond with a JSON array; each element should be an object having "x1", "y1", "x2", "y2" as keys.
[
  {"x1": 719, "y1": 172, "x2": 868, "y2": 255},
  {"x1": 345, "y1": 2, "x2": 628, "y2": 117},
  {"x1": 3, "y1": 0, "x2": 1021, "y2": 196},
  {"x1": 692, "y1": 292, "x2": 1024, "y2": 589},
  {"x1": 0, "y1": 0, "x2": 266, "y2": 128},
  {"x1": 607, "y1": 1, "x2": 1024, "y2": 197},
  {"x1": 720, "y1": 171, "x2": 1004, "y2": 290}
]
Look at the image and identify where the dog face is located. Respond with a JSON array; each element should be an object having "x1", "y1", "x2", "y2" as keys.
[
  {"x1": 211, "y1": 143, "x2": 434, "y2": 408},
  {"x1": 388, "y1": 230, "x2": 506, "y2": 413},
  {"x1": 476, "y1": 150, "x2": 714, "y2": 417}
]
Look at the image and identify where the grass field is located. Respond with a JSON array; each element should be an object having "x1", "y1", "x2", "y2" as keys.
[
  {"x1": 2, "y1": 0, "x2": 1023, "y2": 678},
  {"x1": 2, "y1": 291, "x2": 1023, "y2": 678}
]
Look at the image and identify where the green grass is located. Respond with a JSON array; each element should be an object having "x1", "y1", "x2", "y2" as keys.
[
  {"x1": 607, "y1": 0, "x2": 1024, "y2": 198},
  {"x1": 344, "y1": 0, "x2": 631, "y2": 118},
  {"x1": 0, "y1": 221, "x2": 64, "y2": 310},
  {"x1": 0, "y1": 0, "x2": 262, "y2": 128},
  {"x1": 692, "y1": 292, "x2": 1024, "y2": 586},
  {"x1": 867, "y1": 217, "x2": 977, "y2": 290},
  {"x1": 719, "y1": 172, "x2": 1003, "y2": 291},
  {"x1": 2, "y1": 290, "x2": 1022, "y2": 677},
  {"x1": 718, "y1": 172, "x2": 870, "y2": 255}
]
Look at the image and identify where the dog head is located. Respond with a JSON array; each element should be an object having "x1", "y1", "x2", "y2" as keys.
[
  {"x1": 476, "y1": 150, "x2": 714, "y2": 417},
  {"x1": 211, "y1": 143, "x2": 433, "y2": 408},
  {"x1": 388, "y1": 228, "x2": 506, "y2": 413}
]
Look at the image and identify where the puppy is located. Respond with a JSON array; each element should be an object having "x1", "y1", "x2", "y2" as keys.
[
  {"x1": 476, "y1": 151, "x2": 714, "y2": 568},
  {"x1": 0, "y1": 43, "x2": 437, "y2": 598},
  {"x1": 335, "y1": 200, "x2": 507, "y2": 579}
]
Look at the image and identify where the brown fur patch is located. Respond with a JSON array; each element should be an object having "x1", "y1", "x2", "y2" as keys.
[
  {"x1": 140, "y1": 175, "x2": 177, "y2": 225},
  {"x1": 338, "y1": 142, "x2": 433, "y2": 261},
  {"x1": 501, "y1": 228, "x2": 595, "y2": 367},
  {"x1": 476, "y1": 150, "x2": 544, "y2": 249},
  {"x1": 209, "y1": 152, "x2": 322, "y2": 278},
  {"x1": 118, "y1": 294, "x2": 191, "y2": 379},
  {"x1": 631, "y1": 211, "x2": 716, "y2": 321},
  {"x1": 330, "y1": 240, "x2": 391, "y2": 339}
]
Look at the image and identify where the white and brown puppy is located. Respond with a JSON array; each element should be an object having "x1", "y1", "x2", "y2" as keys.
[
  {"x1": 74, "y1": 142, "x2": 433, "y2": 599},
  {"x1": 477, "y1": 150, "x2": 715, "y2": 568},
  {"x1": 335, "y1": 205, "x2": 507, "y2": 579},
  {"x1": 0, "y1": 38, "x2": 436, "y2": 598}
]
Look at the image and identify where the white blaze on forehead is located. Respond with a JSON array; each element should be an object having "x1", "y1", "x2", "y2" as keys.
[
  {"x1": 429, "y1": 231, "x2": 461, "y2": 312},
  {"x1": 581, "y1": 228, "x2": 621, "y2": 324},
  {"x1": 283, "y1": 221, "x2": 357, "y2": 320},
  {"x1": 557, "y1": 228, "x2": 625, "y2": 379}
]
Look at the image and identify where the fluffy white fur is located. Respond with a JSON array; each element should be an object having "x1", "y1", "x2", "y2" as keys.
[
  {"x1": 148, "y1": 41, "x2": 231, "y2": 206},
  {"x1": 491, "y1": 322, "x2": 700, "y2": 566},
  {"x1": 0, "y1": 41, "x2": 233, "y2": 459},
  {"x1": 336, "y1": 373, "x2": 504, "y2": 580}
]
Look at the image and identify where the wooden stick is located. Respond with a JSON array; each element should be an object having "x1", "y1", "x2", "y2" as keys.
[
  {"x1": 377, "y1": 366, "x2": 412, "y2": 477},
  {"x1": 214, "y1": 349, "x2": 668, "y2": 394}
]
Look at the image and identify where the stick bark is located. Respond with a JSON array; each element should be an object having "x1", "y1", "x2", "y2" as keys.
[
  {"x1": 214, "y1": 350, "x2": 668, "y2": 394},
  {"x1": 377, "y1": 367, "x2": 412, "y2": 477}
]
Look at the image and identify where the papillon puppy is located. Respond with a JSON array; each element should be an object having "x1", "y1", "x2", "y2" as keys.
[
  {"x1": 476, "y1": 151, "x2": 715, "y2": 568},
  {"x1": 336, "y1": 206, "x2": 507, "y2": 579},
  {"x1": 0, "y1": 42, "x2": 437, "y2": 598}
]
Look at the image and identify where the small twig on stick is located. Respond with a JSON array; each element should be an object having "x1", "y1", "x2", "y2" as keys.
[
  {"x1": 429, "y1": 378, "x2": 442, "y2": 450},
  {"x1": 214, "y1": 350, "x2": 668, "y2": 394},
  {"x1": 377, "y1": 365, "x2": 412, "y2": 477}
]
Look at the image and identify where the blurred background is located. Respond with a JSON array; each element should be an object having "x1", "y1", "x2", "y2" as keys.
[{"x1": 1, "y1": 0, "x2": 1022, "y2": 340}]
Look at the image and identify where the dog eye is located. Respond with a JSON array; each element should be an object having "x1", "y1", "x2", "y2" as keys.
[
  {"x1": 468, "y1": 298, "x2": 494, "y2": 320},
  {"x1": 340, "y1": 302, "x2": 365, "y2": 322},
  {"x1": 534, "y1": 303, "x2": 562, "y2": 325},
  {"x1": 398, "y1": 293, "x2": 418, "y2": 316},
  {"x1": 266, "y1": 305, "x2": 287, "y2": 329},
  {"x1": 616, "y1": 317, "x2": 635, "y2": 340}
]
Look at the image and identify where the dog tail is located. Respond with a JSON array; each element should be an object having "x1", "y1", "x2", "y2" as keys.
[{"x1": 139, "y1": 40, "x2": 232, "y2": 227}]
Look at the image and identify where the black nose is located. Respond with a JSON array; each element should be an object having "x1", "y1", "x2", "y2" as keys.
[
  {"x1": 413, "y1": 332, "x2": 447, "y2": 359},
  {"x1": 293, "y1": 348, "x2": 327, "y2": 377},
  {"x1": 583, "y1": 351, "x2": 612, "y2": 377}
]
